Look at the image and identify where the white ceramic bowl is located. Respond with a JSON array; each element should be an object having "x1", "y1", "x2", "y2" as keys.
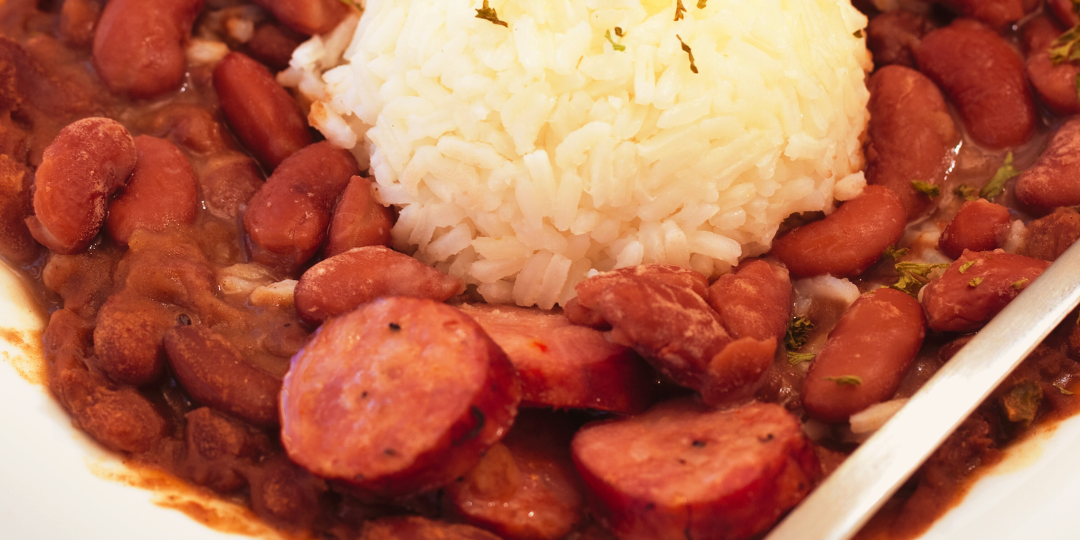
[{"x1": 2, "y1": 261, "x2": 1080, "y2": 539}]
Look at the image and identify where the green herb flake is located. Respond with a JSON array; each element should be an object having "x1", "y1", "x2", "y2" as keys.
[
  {"x1": 853, "y1": 29, "x2": 864, "y2": 38},
  {"x1": 1055, "y1": 382, "x2": 1075, "y2": 396},
  {"x1": 676, "y1": 34, "x2": 698, "y2": 74},
  {"x1": 1050, "y1": 25, "x2": 1080, "y2": 65},
  {"x1": 787, "y1": 351, "x2": 816, "y2": 366},
  {"x1": 604, "y1": 29, "x2": 625, "y2": 51},
  {"x1": 475, "y1": 0, "x2": 508, "y2": 27},
  {"x1": 1012, "y1": 278, "x2": 1030, "y2": 290},
  {"x1": 981, "y1": 152, "x2": 1020, "y2": 200},
  {"x1": 1001, "y1": 380, "x2": 1043, "y2": 426},
  {"x1": 958, "y1": 260, "x2": 976, "y2": 274},
  {"x1": 968, "y1": 277, "x2": 984, "y2": 287},
  {"x1": 674, "y1": 0, "x2": 686, "y2": 21},
  {"x1": 824, "y1": 375, "x2": 863, "y2": 386},
  {"x1": 953, "y1": 184, "x2": 978, "y2": 202},
  {"x1": 883, "y1": 245, "x2": 908, "y2": 262},
  {"x1": 696, "y1": 0, "x2": 707, "y2": 8},
  {"x1": 911, "y1": 180, "x2": 940, "y2": 198},
  {"x1": 785, "y1": 317, "x2": 815, "y2": 350},
  {"x1": 891, "y1": 261, "x2": 949, "y2": 297}
]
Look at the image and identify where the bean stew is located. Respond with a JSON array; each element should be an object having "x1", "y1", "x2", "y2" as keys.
[{"x1": 4, "y1": 0, "x2": 1080, "y2": 539}]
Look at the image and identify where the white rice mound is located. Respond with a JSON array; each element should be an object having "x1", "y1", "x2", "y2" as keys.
[{"x1": 282, "y1": 0, "x2": 872, "y2": 309}]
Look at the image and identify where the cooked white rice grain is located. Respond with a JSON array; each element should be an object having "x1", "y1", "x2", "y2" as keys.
[{"x1": 287, "y1": 0, "x2": 871, "y2": 308}]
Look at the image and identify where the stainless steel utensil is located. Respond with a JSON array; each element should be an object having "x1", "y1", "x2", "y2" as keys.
[{"x1": 765, "y1": 241, "x2": 1080, "y2": 540}]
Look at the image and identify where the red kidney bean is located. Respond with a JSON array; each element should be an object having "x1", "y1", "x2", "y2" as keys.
[
  {"x1": 244, "y1": 23, "x2": 305, "y2": 72},
  {"x1": 92, "y1": 0, "x2": 203, "y2": 99},
  {"x1": 1047, "y1": 0, "x2": 1080, "y2": 27},
  {"x1": 106, "y1": 135, "x2": 198, "y2": 245},
  {"x1": 359, "y1": 516, "x2": 503, "y2": 540},
  {"x1": 771, "y1": 185, "x2": 906, "y2": 278},
  {"x1": 915, "y1": 19, "x2": 1037, "y2": 149},
  {"x1": 246, "y1": 454, "x2": 323, "y2": 529},
  {"x1": 92, "y1": 294, "x2": 174, "y2": 386},
  {"x1": 1024, "y1": 18, "x2": 1080, "y2": 116},
  {"x1": 294, "y1": 246, "x2": 465, "y2": 325},
  {"x1": 1019, "y1": 207, "x2": 1080, "y2": 261},
  {"x1": 922, "y1": 250, "x2": 1051, "y2": 332},
  {"x1": 140, "y1": 103, "x2": 231, "y2": 154},
  {"x1": 58, "y1": 0, "x2": 101, "y2": 48},
  {"x1": 867, "y1": 10, "x2": 935, "y2": 68},
  {"x1": 0, "y1": 154, "x2": 41, "y2": 265},
  {"x1": 1015, "y1": 119, "x2": 1080, "y2": 214},
  {"x1": 707, "y1": 258, "x2": 791, "y2": 343},
  {"x1": 1022, "y1": 15, "x2": 1063, "y2": 53},
  {"x1": 196, "y1": 152, "x2": 264, "y2": 220},
  {"x1": 213, "y1": 52, "x2": 312, "y2": 171},
  {"x1": 865, "y1": 66, "x2": 958, "y2": 219},
  {"x1": 42, "y1": 308, "x2": 94, "y2": 400},
  {"x1": 244, "y1": 141, "x2": 358, "y2": 270},
  {"x1": 457, "y1": 302, "x2": 656, "y2": 414},
  {"x1": 164, "y1": 325, "x2": 282, "y2": 427},
  {"x1": 182, "y1": 407, "x2": 269, "y2": 493},
  {"x1": 567, "y1": 264, "x2": 709, "y2": 328},
  {"x1": 42, "y1": 250, "x2": 118, "y2": 319},
  {"x1": 55, "y1": 368, "x2": 168, "y2": 453},
  {"x1": 325, "y1": 176, "x2": 395, "y2": 257},
  {"x1": 571, "y1": 400, "x2": 820, "y2": 540},
  {"x1": 280, "y1": 297, "x2": 521, "y2": 498},
  {"x1": 26, "y1": 117, "x2": 137, "y2": 254},
  {"x1": 802, "y1": 288, "x2": 926, "y2": 423},
  {"x1": 446, "y1": 413, "x2": 584, "y2": 540},
  {"x1": 251, "y1": 0, "x2": 351, "y2": 36},
  {"x1": 938, "y1": 0, "x2": 1030, "y2": 30},
  {"x1": 938, "y1": 199, "x2": 1012, "y2": 259}
]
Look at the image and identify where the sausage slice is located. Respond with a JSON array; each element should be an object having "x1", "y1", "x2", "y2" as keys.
[
  {"x1": 281, "y1": 297, "x2": 521, "y2": 497},
  {"x1": 571, "y1": 399, "x2": 820, "y2": 540}
]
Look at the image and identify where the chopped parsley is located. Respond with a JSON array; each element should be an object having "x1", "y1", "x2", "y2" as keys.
[
  {"x1": 1001, "y1": 381, "x2": 1042, "y2": 426},
  {"x1": 953, "y1": 184, "x2": 977, "y2": 201},
  {"x1": 475, "y1": 0, "x2": 508, "y2": 27},
  {"x1": 1050, "y1": 25, "x2": 1080, "y2": 65},
  {"x1": 981, "y1": 152, "x2": 1020, "y2": 200},
  {"x1": 604, "y1": 29, "x2": 625, "y2": 51},
  {"x1": 824, "y1": 375, "x2": 863, "y2": 386},
  {"x1": 1055, "y1": 382, "x2": 1075, "y2": 395},
  {"x1": 911, "y1": 180, "x2": 940, "y2": 198},
  {"x1": 959, "y1": 260, "x2": 976, "y2": 274},
  {"x1": 891, "y1": 261, "x2": 949, "y2": 297},
  {"x1": 785, "y1": 317, "x2": 814, "y2": 350},
  {"x1": 674, "y1": 0, "x2": 686, "y2": 21},
  {"x1": 968, "y1": 277, "x2": 984, "y2": 287},
  {"x1": 676, "y1": 35, "x2": 698, "y2": 74},
  {"x1": 883, "y1": 245, "x2": 908, "y2": 262},
  {"x1": 1012, "y1": 278, "x2": 1029, "y2": 290},
  {"x1": 787, "y1": 351, "x2": 816, "y2": 366}
]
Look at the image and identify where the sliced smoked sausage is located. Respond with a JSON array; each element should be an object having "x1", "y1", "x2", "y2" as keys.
[
  {"x1": 571, "y1": 399, "x2": 820, "y2": 540},
  {"x1": 281, "y1": 297, "x2": 521, "y2": 498}
]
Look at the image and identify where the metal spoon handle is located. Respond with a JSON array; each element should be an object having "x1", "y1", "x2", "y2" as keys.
[{"x1": 765, "y1": 241, "x2": 1080, "y2": 540}]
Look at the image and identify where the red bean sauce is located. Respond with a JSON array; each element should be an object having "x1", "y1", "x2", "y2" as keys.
[{"x1": 3, "y1": 0, "x2": 1080, "y2": 539}]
